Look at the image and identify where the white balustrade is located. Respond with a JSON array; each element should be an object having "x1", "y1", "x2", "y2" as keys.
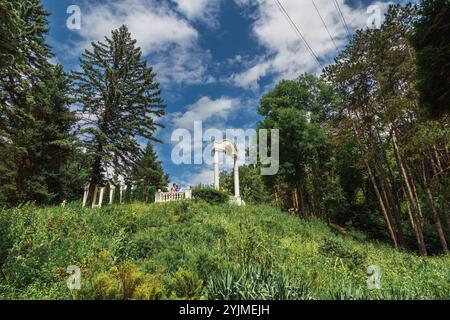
[{"x1": 155, "y1": 188, "x2": 192, "y2": 203}]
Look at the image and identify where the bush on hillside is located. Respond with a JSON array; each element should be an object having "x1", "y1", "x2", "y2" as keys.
[
  {"x1": 192, "y1": 187, "x2": 229, "y2": 204},
  {"x1": 207, "y1": 264, "x2": 312, "y2": 300},
  {"x1": 0, "y1": 202, "x2": 448, "y2": 300}
]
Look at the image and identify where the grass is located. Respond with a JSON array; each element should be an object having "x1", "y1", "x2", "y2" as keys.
[{"x1": 0, "y1": 201, "x2": 448, "y2": 300}]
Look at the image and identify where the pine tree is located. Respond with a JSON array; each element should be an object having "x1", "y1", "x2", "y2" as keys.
[
  {"x1": 28, "y1": 64, "x2": 76, "y2": 203},
  {"x1": 0, "y1": 0, "x2": 75, "y2": 205},
  {"x1": 0, "y1": 0, "x2": 18, "y2": 69},
  {"x1": 1, "y1": 0, "x2": 51, "y2": 132},
  {"x1": 72, "y1": 25, "x2": 165, "y2": 203},
  {"x1": 412, "y1": 0, "x2": 450, "y2": 117},
  {"x1": 131, "y1": 143, "x2": 168, "y2": 202}
]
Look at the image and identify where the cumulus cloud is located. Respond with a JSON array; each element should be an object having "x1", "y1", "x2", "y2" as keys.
[
  {"x1": 171, "y1": 96, "x2": 240, "y2": 129},
  {"x1": 70, "y1": 0, "x2": 212, "y2": 85},
  {"x1": 231, "y1": 0, "x2": 392, "y2": 89},
  {"x1": 173, "y1": 0, "x2": 221, "y2": 25}
]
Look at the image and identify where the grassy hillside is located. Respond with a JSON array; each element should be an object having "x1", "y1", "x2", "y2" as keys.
[{"x1": 0, "y1": 201, "x2": 448, "y2": 300}]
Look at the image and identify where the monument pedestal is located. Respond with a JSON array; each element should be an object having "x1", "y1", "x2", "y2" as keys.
[{"x1": 229, "y1": 195, "x2": 245, "y2": 206}]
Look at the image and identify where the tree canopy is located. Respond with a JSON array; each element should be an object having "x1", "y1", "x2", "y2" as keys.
[{"x1": 72, "y1": 25, "x2": 165, "y2": 200}]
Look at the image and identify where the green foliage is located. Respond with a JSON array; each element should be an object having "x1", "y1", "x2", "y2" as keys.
[
  {"x1": 72, "y1": 25, "x2": 165, "y2": 192},
  {"x1": 0, "y1": 1, "x2": 75, "y2": 206},
  {"x1": 167, "y1": 269, "x2": 203, "y2": 300},
  {"x1": 0, "y1": 202, "x2": 448, "y2": 300},
  {"x1": 320, "y1": 238, "x2": 367, "y2": 271},
  {"x1": 257, "y1": 73, "x2": 338, "y2": 218},
  {"x1": 324, "y1": 3, "x2": 450, "y2": 255},
  {"x1": 130, "y1": 143, "x2": 168, "y2": 203},
  {"x1": 207, "y1": 265, "x2": 313, "y2": 300},
  {"x1": 220, "y1": 166, "x2": 271, "y2": 204},
  {"x1": 412, "y1": 0, "x2": 450, "y2": 117},
  {"x1": 192, "y1": 187, "x2": 229, "y2": 204}
]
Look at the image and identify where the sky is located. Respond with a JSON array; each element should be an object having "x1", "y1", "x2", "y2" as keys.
[{"x1": 41, "y1": 0, "x2": 413, "y2": 187}]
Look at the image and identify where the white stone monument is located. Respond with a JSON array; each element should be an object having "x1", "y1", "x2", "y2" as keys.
[{"x1": 212, "y1": 140, "x2": 244, "y2": 206}]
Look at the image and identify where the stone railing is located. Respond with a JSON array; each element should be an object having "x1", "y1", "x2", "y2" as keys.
[{"x1": 155, "y1": 188, "x2": 192, "y2": 203}]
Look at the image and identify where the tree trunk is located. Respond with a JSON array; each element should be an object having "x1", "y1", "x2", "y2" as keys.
[
  {"x1": 352, "y1": 122, "x2": 398, "y2": 249},
  {"x1": 374, "y1": 157, "x2": 405, "y2": 248},
  {"x1": 389, "y1": 123, "x2": 427, "y2": 255},
  {"x1": 297, "y1": 183, "x2": 307, "y2": 217},
  {"x1": 422, "y1": 161, "x2": 449, "y2": 254},
  {"x1": 404, "y1": 190, "x2": 427, "y2": 255},
  {"x1": 429, "y1": 148, "x2": 450, "y2": 237},
  {"x1": 366, "y1": 160, "x2": 398, "y2": 248}
]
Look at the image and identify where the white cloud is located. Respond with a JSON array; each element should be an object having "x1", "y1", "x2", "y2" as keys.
[
  {"x1": 172, "y1": 96, "x2": 240, "y2": 129},
  {"x1": 77, "y1": 0, "x2": 197, "y2": 55},
  {"x1": 173, "y1": 0, "x2": 221, "y2": 25},
  {"x1": 231, "y1": 0, "x2": 392, "y2": 89},
  {"x1": 230, "y1": 60, "x2": 271, "y2": 90},
  {"x1": 70, "y1": 0, "x2": 212, "y2": 85}
]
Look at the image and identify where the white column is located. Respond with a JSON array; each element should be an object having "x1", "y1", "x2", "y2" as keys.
[
  {"x1": 91, "y1": 187, "x2": 99, "y2": 208},
  {"x1": 185, "y1": 187, "x2": 192, "y2": 200},
  {"x1": 234, "y1": 157, "x2": 240, "y2": 199},
  {"x1": 82, "y1": 184, "x2": 89, "y2": 207},
  {"x1": 98, "y1": 187, "x2": 105, "y2": 208},
  {"x1": 109, "y1": 185, "x2": 115, "y2": 204},
  {"x1": 214, "y1": 150, "x2": 220, "y2": 190},
  {"x1": 120, "y1": 184, "x2": 126, "y2": 203}
]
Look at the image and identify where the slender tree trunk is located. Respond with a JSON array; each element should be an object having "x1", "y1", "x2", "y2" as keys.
[
  {"x1": 366, "y1": 160, "x2": 399, "y2": 249},
  {"x1": 422, "y1": 161, "x2": 449, "y2": 254},
  {"x1": 376, "y1": 130, "x2": 406, "y2": 247},
  {"x1": 297, "y1": 183, "x2": 307, "y2": 217},
  {"x1": 292, "y1": 188, "x2": 299, "y2": 212},
  {"x1": 389, "y1": 123, "x2": 427, "y2": 255},
  {"x1": 429, "y1": 148, "x2": 450, "y2": 237},
  {"x1": 374, "y1": 157, "x2": 405, "y2": 247},
  {"x1": 404, "y1": 190, "x2": 427, "y2": 254},
  {"x1": 352, "y1": 122, "x2": 398, "y2": 249}
]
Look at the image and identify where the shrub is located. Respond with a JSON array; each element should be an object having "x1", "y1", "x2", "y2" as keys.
[
  {"x1": 320, "y1": 238, "x2": 367, "y2": 271},
  {"x1": 0, "y1": 202, "x2": 448, "y2": 300},
  {"x1": 87, "y1": 262, "x2": 164, "y2": 300},
  {"x1": 168, "y1": 269, "x2": 203, "y2": 299},
  {"x1": 207, "y1": 265, "x2": 312, "y2": 300},
  {"x1": 192, "y1": 187, "x2": 229, "y2": 204}
]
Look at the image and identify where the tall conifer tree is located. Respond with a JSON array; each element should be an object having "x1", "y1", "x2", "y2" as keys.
[
  {"x1": 72, "y1": 25, "x2": 165, "y2": 202},
  {"x1": 0, "y1": 0, "x2": 75, "y2": 205},
  {"x1": 412, "y1": 0, "x2": 450, "y2": 117}
]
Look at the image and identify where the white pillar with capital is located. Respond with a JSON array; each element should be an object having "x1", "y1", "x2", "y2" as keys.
[
  {"x1": 212, "y1": 140, "x2": 244, "y2": 206},
  {"x1": 214, "y1": 150, "x2": 220, "y2": 190},
  {"x1": 233, "y1": 158, "x2": 240, "y2": 199}
]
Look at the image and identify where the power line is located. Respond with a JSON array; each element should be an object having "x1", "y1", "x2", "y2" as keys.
[
  {"x1": 273, "y1": 0, "x2": 323, "y2": 69},
  {"x1": 311, "y1": 0, "x2": 339, "y2": 51},
  {"x1": 333, "y1": 0, "x2": 351, "y2": 39}
]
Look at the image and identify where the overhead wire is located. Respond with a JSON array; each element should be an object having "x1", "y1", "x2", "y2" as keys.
[
  {"x1": 311, "y1": 0, "x2": 339, "y2": 51},
  {"x1": 273, "y1": 0, "x2": 323, "y2": 69},
  {"x1": 333, "y1": 0, "x2": 351, "y2": 39}
]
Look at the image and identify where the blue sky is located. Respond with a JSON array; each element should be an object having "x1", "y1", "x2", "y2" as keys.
[{"x1": 41, "y1": 0, "x2": 411, "y2": 186}]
